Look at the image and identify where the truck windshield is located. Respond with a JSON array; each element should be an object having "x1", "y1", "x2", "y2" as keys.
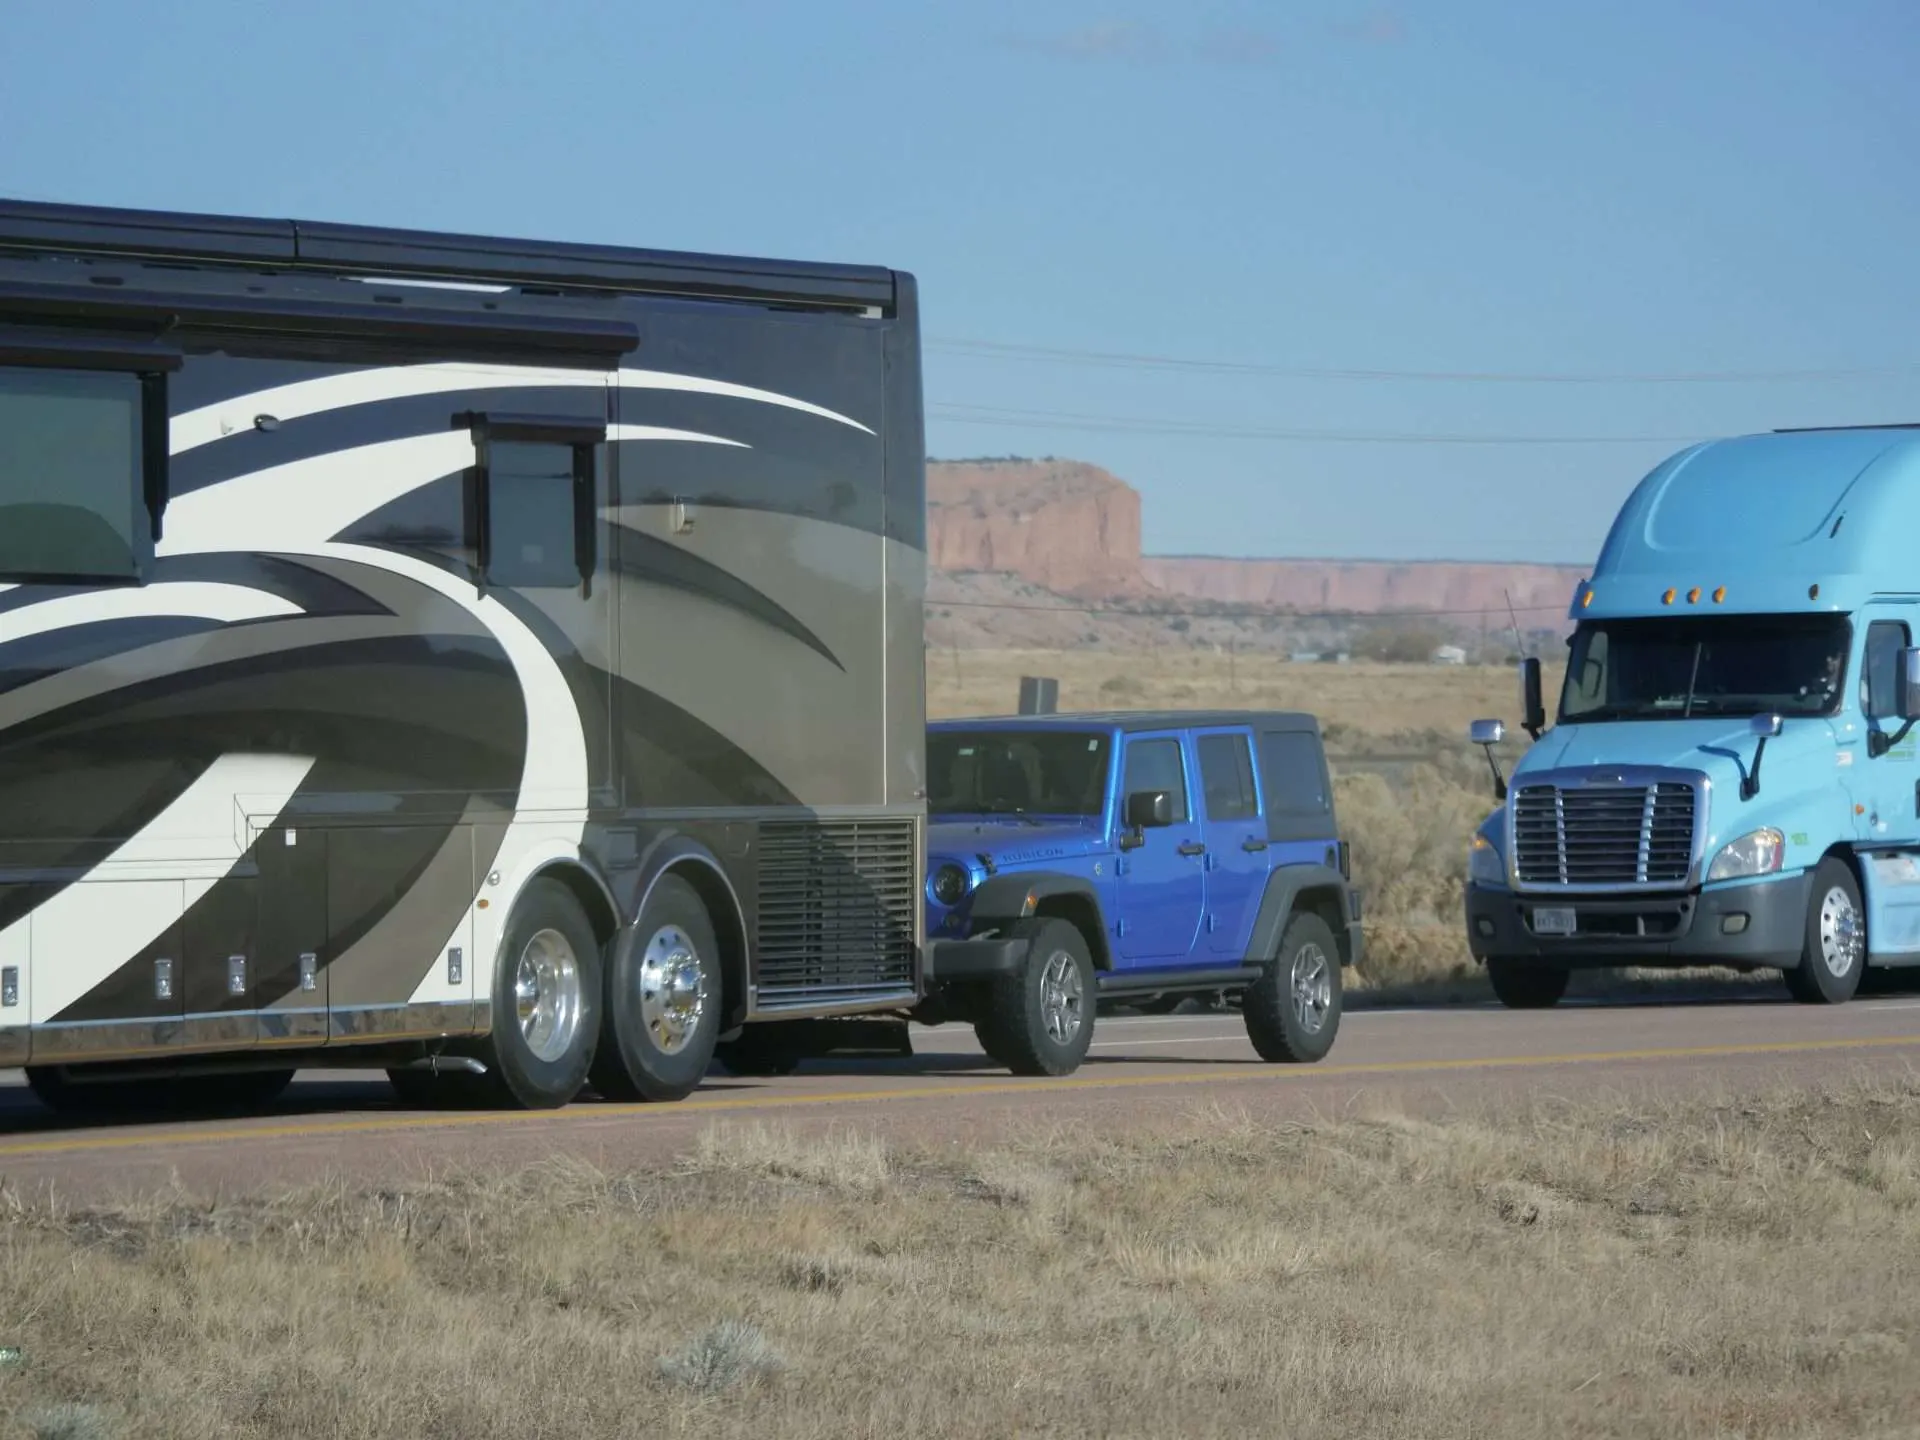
[
  {"x1": 927, "y1": 730, "x2": 1111, "y2": 817},
  {"x1": 1560, "y1": 613, "x2": 1851, "y2": 722}
]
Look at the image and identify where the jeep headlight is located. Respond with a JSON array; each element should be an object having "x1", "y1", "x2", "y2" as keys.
[
  {"x1": 1707, "y1": 827, "x2": 1785, "y2": 883},
  {"x1": 929, "y1": 863, "x2": 971, "y2": 906},
  {"x1": 1468, "y1": 832, "x2": 1506, "y2": 887}
]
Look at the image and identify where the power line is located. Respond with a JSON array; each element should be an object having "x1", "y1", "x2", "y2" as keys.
[
  {"x1": 927, "y1": 594, "x2": 1570, "y2": 622},
  {"x1": 927, "y1": 401, "x2": 1705, "y2": 446},
  {"x1": 927, "y1": 336, "x2": 1920, "y2": 386}
]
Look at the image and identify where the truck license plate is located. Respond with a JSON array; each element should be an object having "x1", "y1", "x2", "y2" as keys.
[{"x1": 1532, "y1": 907, "x2": 1576, "y2": 936}]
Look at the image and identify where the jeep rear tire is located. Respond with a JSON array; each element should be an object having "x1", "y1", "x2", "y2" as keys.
[
  {"x1": 976, "y1": 917, "x2": 1096, "y2": 1077},
  {"x1": 1244, "y1": 911, "x2": 1343, "y2": 1063}
]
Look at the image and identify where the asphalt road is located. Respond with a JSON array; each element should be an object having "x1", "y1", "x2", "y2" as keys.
[{"x1": 3, "y1": 992, "x2": 1919, "y2": 1201}]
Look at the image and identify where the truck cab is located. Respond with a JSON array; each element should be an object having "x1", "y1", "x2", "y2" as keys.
[
  {"x1": 917, "y1": 711, "x2": 1363, "y2": 1074},
  {"x1": 1465, "y1": 425, "x2": 1920, "y2": 1007}
]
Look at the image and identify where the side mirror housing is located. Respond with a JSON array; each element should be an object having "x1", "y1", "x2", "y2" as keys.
[
  {"x1": 1900, "y1": 648, "x2": 1920, "y2": 720},
  {"x1": 1124, "y1": 790, "x2": 1174, "y2": 829},
  {"x1": 1749, "y1": 713, "x2": 1784, "y2": 739},
  {"x1": 1519, "y1": 656, "x2": 1546, "y2": 737},
  {"x1": 1468, "y1": 719, "x2": 1506, "y2": 746}
]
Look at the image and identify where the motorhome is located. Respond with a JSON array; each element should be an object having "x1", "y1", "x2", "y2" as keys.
[
  {"x1": 1465, "y1": 425, "x2": 1920, "y2": 1008},
  {"x1": 0, "y1": 197, "x2": 927, "y2": 1110}
]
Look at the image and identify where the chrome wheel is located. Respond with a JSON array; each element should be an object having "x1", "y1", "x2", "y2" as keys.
[
  {"x1": 1291, "y1": 943, "x2": 1332, "y2": 1035},
  {"x1": 1819, "y1": 885, "x2": 1863, "y2": 979},
  {"x1": 638, "y1": 924, "x2": 709, "y2": 1056},
  {"x1": 1038, "y1": 948, "x2": 1084, "y2": 1045},
  {"x1": 514, "y1": 927, "x2": 584, "y2": 1064}
]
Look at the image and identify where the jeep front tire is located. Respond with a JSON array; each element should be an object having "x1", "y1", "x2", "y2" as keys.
[{"x1": 976, "y1": 917, "x2": 1097, "y2": 1077}]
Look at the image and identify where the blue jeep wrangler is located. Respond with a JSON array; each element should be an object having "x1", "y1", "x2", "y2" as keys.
[{"x1": 918, "y1": 710, "x2": 1363, "y2": 1076}]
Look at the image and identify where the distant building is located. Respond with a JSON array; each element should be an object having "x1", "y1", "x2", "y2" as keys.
[{"x1": 1431, "y1": 644, "x2": 1468, "y2": 665}]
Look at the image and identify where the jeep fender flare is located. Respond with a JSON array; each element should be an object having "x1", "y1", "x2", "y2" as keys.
[
  {"x1": 965, "y1": 872, "x2": 1113, "y2": 969},
  {"x1": 1248, "y1": 864, "x2": 1359, "y2": 967}
]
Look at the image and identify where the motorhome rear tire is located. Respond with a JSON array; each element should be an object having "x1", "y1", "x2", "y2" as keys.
[
  {"x1": 475, "y1": 877, "x2": 604, "y2": 1108},
  {"x1": 591, "y1": 873, "x2": 722, "y2": 1102}
]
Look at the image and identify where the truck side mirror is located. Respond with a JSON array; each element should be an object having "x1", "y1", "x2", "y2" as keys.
[
  {"x1": 1519, "y1": 657, "x2": 1546, "y2": 740},
  {"x1": 1900, "y1": 648, "x2": 1920, "y2": 721},
  {"x1": 1469, "y1": 719, "x2": 1508, "y2": 800},
  {"x1": 1742, "y1": 713, "x2": 1783, "y2": 800},
  {"x1": 1124, "y1": 790, "x2": 1173, "y2": 829}
]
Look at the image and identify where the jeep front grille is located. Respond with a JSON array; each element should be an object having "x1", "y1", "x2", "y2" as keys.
[
  {"x1": 754, "y1": 817, "x2": 919, "y2": 1008},
  {"x1": 1513, "y1": 781, "x2": 1696, "y2": 887}
]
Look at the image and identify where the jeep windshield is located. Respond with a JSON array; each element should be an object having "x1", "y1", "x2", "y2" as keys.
[
  {"x1": 927, "y1": 730, "x2": 1111, "y2": 818},
  {"x1": 1559, "y1": 613, "x2": 1851, "y2": 722}
]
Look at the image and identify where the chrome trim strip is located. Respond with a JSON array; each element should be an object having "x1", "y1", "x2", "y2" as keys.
[
  {"x1": 24, "y1": 1001, "x2": 483, "y2": 1065},
  {"x1": 327, "y1": 1001, "x2": 479, "y2": 1043},
  {"x1": 0, "y1": 1025, "x2": 26, "y2": 1068},
  {"x1": 748, "y1": 987, "x2": 919, "y2": 1021},
  {"x1": 1506, "y1": 765, "x2": 1711, "y2": 895}
]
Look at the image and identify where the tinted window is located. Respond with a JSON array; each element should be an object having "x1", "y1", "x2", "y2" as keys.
[
  {"x1": 487, "y1": 440, "x2": 579, "y2": 588},
  {"x1": 1122, "y1": 737, "x2": 1188, "y2": 823},
  {"x1": 1258, "y1": 730, "x2": 1327, "y2": 814},
  {"x1": 0, "y1": 366, "x2": 145, "y2": 581},
  {"x1": 927, "y1": 730, "x2": 1111, "y2": 816},
  {"x1": 1559, "y1": 613, "x2": 1850, "y2": 721},
  {"x1": 1197, "y1": 732, "x2": 1258, "y2": 820},
  {"x1": 1864, "y1": 620, "x2": 1910, "y2": 720}
]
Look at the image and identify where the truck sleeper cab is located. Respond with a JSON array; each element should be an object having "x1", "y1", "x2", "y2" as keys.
[
  {"x1": 1465, "y1": 424, "x2": 1920, "y2": 1008},
  {"x1": 0, "y1": 195, "x2": 929, "y2": 1114},
  {"x1": 907, "y1": 710, "x2": 1363, "y2": 1075}
]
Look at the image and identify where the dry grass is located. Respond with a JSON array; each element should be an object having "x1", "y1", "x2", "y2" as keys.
[{"x1": 4, "y1": 1080, "x2": 1920, "y2": 1437}]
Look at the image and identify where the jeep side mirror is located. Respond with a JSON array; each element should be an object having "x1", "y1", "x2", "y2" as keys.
[
  {"x1": 1469, "y1": 719, "x2": 1508, "y2": 800},
  {"x1": 1519, "y1": 657, "x2": 1546, "y2": 740},
  {"x1": 1124, "y1": 790, "x2": 1173, "y2": 829}
]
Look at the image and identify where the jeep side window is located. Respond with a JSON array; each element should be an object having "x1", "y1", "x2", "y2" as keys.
[
  {"x1": 1197, "y1": 732, "x2": 1258, "y2": 820},
  {"x1": 1258, "y1": 730, "x2": 1329, "y2": 815},
  {"x1": 1122, "y1": 738, "x2": 1188, "y2": 823}
]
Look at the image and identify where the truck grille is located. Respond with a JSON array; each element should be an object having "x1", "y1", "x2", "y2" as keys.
[
  {"x1": 754, "y1": 817, "x2": 919, "y2": 1008},
  {"x1": 1512, "y1": 781, "x2": 1696, "y2": 887}
]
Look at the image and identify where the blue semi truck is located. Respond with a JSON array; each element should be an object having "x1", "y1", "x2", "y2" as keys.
[{"x1": 1464, "y1": 424, "x2": 1920, "y2": 1008}]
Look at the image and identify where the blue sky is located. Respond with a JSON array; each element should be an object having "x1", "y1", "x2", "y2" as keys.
[{"x1": 4, "y1": 0, "x2": 1917, "y2": 565}]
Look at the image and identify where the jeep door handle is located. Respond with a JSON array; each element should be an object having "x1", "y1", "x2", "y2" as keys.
[
  {"x1": 1178, "y1": 841, "x2": 1206, "y2": 856},
  {"x1": 1242, "y1": 838, "x2": 1268, "y2": 852}
]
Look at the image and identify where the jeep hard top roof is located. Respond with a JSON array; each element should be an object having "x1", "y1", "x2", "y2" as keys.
[{"x1": 930, "y1": 710, "x2": 1322, "y2": 736}]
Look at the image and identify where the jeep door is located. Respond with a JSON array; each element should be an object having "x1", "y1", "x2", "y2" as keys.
[
  {"x1": 1193, "y1": 726, "x2": 1272, "y2": 957},
  {"x1": 1114, "y1": 731, "x2": 1206, "y2": 964}
]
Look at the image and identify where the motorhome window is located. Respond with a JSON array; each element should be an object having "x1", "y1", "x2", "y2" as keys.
[
  {"x1": 1863, "y1": 620, "x2": 1910, "y2": 720},
  {"x1": 1197, "y1": 732, "x2": 1258, "y2": 819},
  {"x1": 1559, "y1": 614, "x2": 1851, "y2": 722},
  {"x1": 926, "y1": 731, "x2": 1110, "y2": 817},
  {"x1": 0, "y1": 366, "x2": 147, "y2": 583},
  {"x1": 1122, "y1": 737, "x2": 1190, "y2": 822},
  {"x1": 484, "y1": 439, "x2": 584, "y2": 589}
]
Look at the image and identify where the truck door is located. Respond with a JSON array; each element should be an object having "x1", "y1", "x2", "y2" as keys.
[
  {"x1": 1192, "y1": 727, "x2": 1272, "y2": 958},
  {"x1": 1114, "y1": 731, "x2": 1206, "y2": 965},
  {"x1": 1856, "y1": 607, "x2": 1920, "y2": 952}
]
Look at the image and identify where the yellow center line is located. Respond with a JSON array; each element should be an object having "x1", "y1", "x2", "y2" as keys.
[{"x1": 1, "y1": 1031, "x2": 1917, "y2": 1161}]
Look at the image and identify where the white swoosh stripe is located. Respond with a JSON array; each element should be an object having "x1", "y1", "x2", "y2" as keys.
[
  {"x1": 0, "y1": 582, "x2": 302, "y2": 648},
  {"x1": 169, "y1": 361, "x2": 870, "y2": 454},
  {"x1": 20, "y1": 752, "x2": 317, "y2": 1023}
]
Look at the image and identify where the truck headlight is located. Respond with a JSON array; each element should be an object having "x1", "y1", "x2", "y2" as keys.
[
  {"x1": 1468, "y1": 833, "x2": 1506, "y2": 887},
  {"x1": 1707, "y1": 828, "x2": 1785, "y2": 883},
  {"x1": 929, "y1": 863, "x2": 970, "y2": 906}
]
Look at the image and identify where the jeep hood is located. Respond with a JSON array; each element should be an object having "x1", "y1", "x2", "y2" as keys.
[{"x1": 927, "y1": 817, "x2": 1109, "y2": 869}]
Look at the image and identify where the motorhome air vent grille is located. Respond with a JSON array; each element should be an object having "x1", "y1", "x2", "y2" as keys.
[{"x1": 754, "y1": 817, "x2": 919, "y2": 1006}]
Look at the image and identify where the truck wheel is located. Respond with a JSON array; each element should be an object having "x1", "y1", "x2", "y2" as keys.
[
  {"x1": 1784, "y1": 858, "x2": 1865, "y2": 1004},
  {"x1": 474, "y1": 877, "x2": 603, "y2": 1109},
  {"x1": 1486, "y1": 957, "x2": 1568, "y2": 1008},
  {"x1": 976, "y1": 917, "x2": 1096, "y2": 1076},
  {"x1": 1244, "y1": 911, "x2": 1343, "y2": 1062},
  {"x1": 591, "y1": 873, "x2": 721, "y2": 1102}
]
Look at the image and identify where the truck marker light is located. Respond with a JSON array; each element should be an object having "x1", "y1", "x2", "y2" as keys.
[
  {"x1": 1662, "y1": 588, "x2": 1676, "y2": 605},
  {"x1": 1810, "y1": 584, "x2": 1821, "y2": 600},
  {"x1": 1581, "y1": 589, "x2": 1594, "y2": 608},
  {"x1": 1713, "y1": 586, "x2": 1726, "y2": 603},
  {"x1": 1687, "y1": 586, "x2": 1701, "y2": 603}
]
